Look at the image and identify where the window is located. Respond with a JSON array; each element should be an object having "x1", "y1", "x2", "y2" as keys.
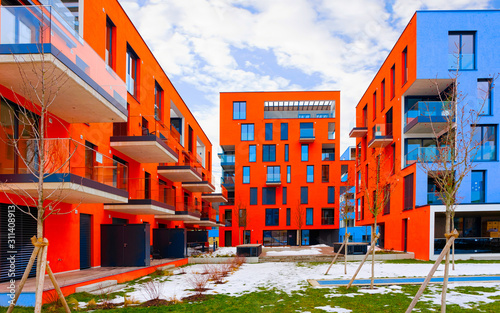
[
  {"x1": 154, "y1": 82, "x2": 163, "y2": 121},
  {"x1": 448, "y1": 32, "x2": 475, "y2": 70},
  {"x1": 224, "y1": 209, "x2": 232, "y2": 227},
  {"x1": 241, "y1": 124, "x2": 254, "y2": 141},
  {"x1": 317, "y1": 113, "x2": 329, "y2": 118},
  {"x1": 301, "y1": 187, "x2": 308, "y2": 204},
  {"x1": 265, "y1": 209, "x2": 279, "y2": 226},
  {"x1": 283, "y1": 187, "x2": 287, "y2": 205},
  {"x1": 105, "y1": 17, "x2": 115, "y2": 69},
  {"x1": 300, "y1": 122, "x2": 314, "y2": 139},
  {"x1": 126, "y1": 45, "x2": 139, "y2": 96},
  {"x1": 287, "y1": 165, "x2": 291, "y2": 183},
  {"x1": 404, "y1": 173, "x2": 414, "y2": 210},
  {"x1": 381, "y1": 79, "x2": 386, "y2": 111},
  {"x1": 306, "y1": 208, "x2": 313, "y2": 225},
  {"x1": 402, "y1": 47, "x2": 408, "y2": 85},
  {"x1": 322, "y1": 165, "x2": 329, "y2": 183},
  {"x1": 341, "y1": 165, "x2": 348, "y2": 182},
  {"x1": 306, "y1": 165, "x2": 314, "y2": 183},
  {"x1": 286, "y1": 208, "x2": 291, "y2": 226},
  {"x1": 471, "y1": 170, "x2": 485, "y2": 203},
  {"x1": 383, "y1": 184, "x2": 390, "y2": 215},
  {"x1": 298, "y1": 114, "x2": 310, "y2": 118},
  {"x1": 265, "y1": 123, "x2": 273, "y2": 141},
  {"x1": 267, "y1": 166, "x2": 280, "y2": 183},
  {"x1": 250, "y1": 187, "x2": 258, "y2": 205},
  {"x1": 263, "y1": 145, "x2": 276, "y2": 162},
  {"x1": 322, "y1": 147, "x2": 335, "y2": 161},
  {"x1": 390, "y1": 64, "x2": 395, "y2": 99},
  {"x1": 372, "y1": 91, "x2": 377, "y2": 120},
  {"x1": 301, "y1": 144, "x2": 309, "y2": 161},
  {"x1": 243, "y1": 166, "x2": 250, "y2": 184},
  {"x1": 249, "y1": 145, "x2": 256, "y2": 162},
  {"x1": 478, "y1": 79, "x2": 492, "y2": 115},
  {"x1": 284, "y1": 144, "x2": 289, "y2": 162},
  {"x1": 233, "y1": 101, "x2": 246, "y2": 120},
  {"x1": 262, "y1": 187, "x2": 276, "y2": 205},
  {"x1": 328, "y1": 186, "x2": 335, "y2": 204},
  {"x1": 471, "y1": 125, "x2": 497, "y2": 161},
  {"x1": 239, "y1": 209, "x2": 246, "y2": 227},
  {"x1": 321, "y1": 208, "x2": 334, "y2": 225},
  {"x1": 281, "y1": 123, "x2": 288, "y2": 140}
]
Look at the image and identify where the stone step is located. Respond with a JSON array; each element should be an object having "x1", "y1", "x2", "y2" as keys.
[
  {"x1": 157, "y1": 264, "x2": 175, "y2": 271},
  {"x1": 88, "y1": 283, "x2": 127, "y2": 295},
  {"x1": 75, "y1": 280, "x2": 117, "y2": 293}
]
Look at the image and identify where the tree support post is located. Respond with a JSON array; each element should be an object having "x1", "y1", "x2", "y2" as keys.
[
  {"x1": 346, "y1": 233, "x2": 380, "y2": 289},
  {"x1": 325, "y1": 233, "x2": 350, "y2": 275}
]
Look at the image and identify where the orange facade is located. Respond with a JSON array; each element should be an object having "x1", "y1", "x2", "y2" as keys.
[
  {"x1": 0, "y1": 0, "x2": 217, "y2": 278},
  {"x1": 220, "y1": 91, "x2": 354, "y2": 246}
]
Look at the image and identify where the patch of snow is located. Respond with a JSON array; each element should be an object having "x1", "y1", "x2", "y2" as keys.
[
  {"x1": 266, "y1": 248, "x2": 322, "y2": 256},
  {"x1": 316, "y1": 305, "x2": 352, "y2": 312}
]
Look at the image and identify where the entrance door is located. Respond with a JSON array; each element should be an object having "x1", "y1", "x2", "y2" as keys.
[
  {"x1": 243, "y1": 230, "x2": 251, "y2": 244},
  {"x1": 287, "y1": 230, "x2": 297, "y2": 246},
  {"x1": 85, "y1": 141, "x2": 96, "y2": 180},
  {"x1": 378, "y1": 223, "x2": 385, "y2": 249},
  {"x1": 224, "y1": 230, "x2": 232, "y2": 246},
  {"x1": 403, "y1": 219, "x2": 408, "y2": 252},
  {"x1": 80, "y1": 214, "x2": 92, "y2": 270}
]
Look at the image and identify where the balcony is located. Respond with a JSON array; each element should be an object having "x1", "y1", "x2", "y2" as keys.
[
  {"x1": 110, "y1": 116, "x2": 178, "y2": 164},
  {"x1": 404, "y1": 101, "x2": 452, "y2": 134},
  {"x1": 104, "y1": 178, "x2": 175, "y2": 215},
  {"x1": 155, "y1": 196, "x2": 201, "y2": 222},
  {"x1": 182, "y1": 180, "x2": 215, "y2": 193},
  {"x1": 220, "y1": 153, "x2": 235, "y2": 169},
  {"x1": 157, "y1": 154, "x2": 203, "y2": 182},
  {"x1": 202, "y1": 185, "x2": 228, "y2": 203},
  {"x1": 266, "y1": 170, "x2": 281, "y2": 186},
  {"x1": 299, "y1": 127, "x2": 315, "y2": 142},
  {"x1": 368, "y1": 123, "x2": 393, "y2": 148},
  {"x1": 349, "y1": 127, "x2": 368, "y2": 138},
  {"x1": 0, "y1": 138, "x2": 128, "y2": 204},
  {"x1": 0, "y1": 6, "x2": 127, "y2": 123},
  {"x1": 221, "y1": 175, "x2": 235, "y2": 190},
  {"x1": 405, "y1": 146, "x2": 452, "y2": 166},
  {"x1": 185, "y1": 204, "x2": 217, "y2": 227}
]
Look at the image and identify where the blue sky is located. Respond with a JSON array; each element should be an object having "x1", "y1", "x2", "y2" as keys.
[{"x1": 118, "y1": 0, "x2": 500, "y2": 181}]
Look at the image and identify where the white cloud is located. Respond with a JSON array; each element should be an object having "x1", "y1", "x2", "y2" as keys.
[{"x1": 118, "y1": 0, "x2": 496, "y2": 179}]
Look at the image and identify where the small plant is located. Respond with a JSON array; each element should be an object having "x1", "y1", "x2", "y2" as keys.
[
  {"x1": 141, "y1": 278, "x2": 165, "y2": 301},
  {"x1": 185, "y1": 273, "x2": 210, "y2": 296},
  {"x1": 124, "y1": 296, "x2": 141, "y2": 307},
  {"x1": 220, "y1": 261, "x2": 233, "y2": 277},
  {"x1": 67, "y1": 297, "x2": 80, "y2": 311},
  {"x1": 86, "y1": 298, "x2": 97, "y2": 310}
]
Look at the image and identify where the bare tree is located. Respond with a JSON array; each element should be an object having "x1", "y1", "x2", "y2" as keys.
[
  {"x1": 339, "y1": 187, "x2": 354, "y2": 274},
  {"x1": 0, "y1": 9, "x2": 78, "y2": 312},
  {"x1": 294, "y1": 200, "x2": 305, "y2": 246},
  {"x1": 406, "y1": 60, "x2": 497, "y2": 312}
]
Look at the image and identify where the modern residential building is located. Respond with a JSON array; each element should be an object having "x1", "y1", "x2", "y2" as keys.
[
  {"x1": 219, "y1": 91, "x2": 355, "y2": 246},
  {"x1": 350, "y1": 10, "x2": 500, "y2": 260},
  {"x1": 0, "y1": 0, "x2": 224, "y2": 283}
]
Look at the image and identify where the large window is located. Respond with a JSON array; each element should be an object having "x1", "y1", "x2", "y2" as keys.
[
  {"x1": 286, "y1": 208, "x2": 291, "y2": 226},
  {"x1": 306, "y1": 208, "x2": 313, "y2": 225},
  {"x1": 262, "y1": 187, "x2": 276, "y2": 205},
  {"x1": 404, "y1": 173, "x2": 414, "y2": 210},
  {"x1": 265, "y1": 123, "x2": 273, "y2": 141},
  {"x1": 471, "y1": 125, "x2": 497, "y2": 161},
  {"x1": 471, "y1": 170, "x2": 485, "y2": 203},
  {"x1": 243, "y1": 166, "x2": 250, "y2": 184},
  {"x1": 241, "y1": 124, "x2": 254, "y2": 141},
  {"x1": 267, "y1": 166, "x2": 280, "y2": 183},
  {"x1": 381, "y1": 79, "x2": 386, "y2": 111},
  {"x1": 327, "y1": 186, "x2": 335, "y2": 204},
  {"x1": 283, "y1": 187, "x2": 287, "y2": 205},
  {"x1": 126, "y1": 45, "x2": 139, "y2": 97},
  {"x1": 301, "y1": 186, "x2": 308, "y2": 204},
  {"x1": 448, "y1": 32, "x2": 475, "y2": 70},
  {"x1": 390, "y1": 64, "x2": 395, "y2": 99},
  {"x1": 250, "y1": 187, "x2": 258, "y2": 205},
  {"x1": 154, "y1": 82, "x2": 163, "y2": 121},
  {"x1": 306, "y1": 165, "x2": 314, "y2": 183},
  {"x1": 321, "y1": 208, "x2": 334, "y2": 225},
  {"x1": 249, "y1": 145, "x2": 256, "y2": 162},
  {"x1": 402, "y1": 47, "x2": 408, "y2": 85},
  {"x1": 263, "y1": 145, "x2": 276, "y2": 162},
  {"x1": 301, "y1": 144, "x2": 309, "y2": 161},
  {"x1": 322, "y1": 165, "x2": 329, "y2": 183},
  {"x1": 384, "y1": 184, "x2": 390, "y2": 215},
  {"x1": 281, "y1": 123, "x2": 288, "y2": 140},
  {"x1": 265, "y1": 209, "x2": 279, "y2": 226},
  {"x1": 372, "y1": 91, "x2": 377, "y2": 120},
  {"x1": 478, "y1": 79, "x2": 492, "y2": 116},
  {"x1": 284, "y1": 144, "x2": 289, "y2": 162},
  {"x1": 300, "y1": 122, "x2": 314, "y2": 139},
  {"x1": 105, "y1": 17, "x2": 115, "y2": 69},
  {"x1": 287, "y1": 165, "x2": 291, "y2": 183},
  {"x1": 233, "y1": 101, "x2": 246, "y2": 120}
]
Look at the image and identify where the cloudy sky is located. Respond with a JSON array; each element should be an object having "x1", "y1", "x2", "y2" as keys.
[{"x1": 118, "y1": 0, "x2": 500, "y2": 181}]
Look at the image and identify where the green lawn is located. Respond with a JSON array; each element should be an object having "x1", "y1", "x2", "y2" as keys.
[{"x1": 2, "y1": 284, "x2": 499, "y2": 312}]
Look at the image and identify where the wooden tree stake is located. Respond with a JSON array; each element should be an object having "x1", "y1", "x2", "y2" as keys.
[
  {"x1": 325, "y1": 233, "x2": 350, "y2": 275},
  {"x1": 346, "y1": 233, "x2": 380, "y2": 289}
]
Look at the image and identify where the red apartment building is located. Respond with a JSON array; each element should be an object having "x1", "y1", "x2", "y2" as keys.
[
  {"x1": 219, "y1": 91, "x2": 354, "y2": 246},
  {"x1": 0, "y1": 0, "x2": 224, "y2": 284}
]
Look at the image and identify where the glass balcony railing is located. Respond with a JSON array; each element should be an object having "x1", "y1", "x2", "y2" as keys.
[
  {"x1": 404, "y1": 101, "x2": 452, "y2": 127},
  {"x1": 405, "y1": 146, "x2": 452, "y2": 165},
  {"x1": 0, "y1": 138, "x2": 128, "y2": 191},
  {"x1": 340, "y1": 173, "x2": 348, "y2": 182},
  {"x1": 221, "y1": 175, "x2": 235, "y2": 186},
  {"x1": 0, "y1": 6, "x2": 127, "y2": 111},
  {"x1": 176, "y1": 196, "x2": 200, "y2": 215},
  {"x1": 322, "y1": 153, "x2": 335, "y2": 161},
  {"x1": 435, "y1": 237, "x2": 500, "y2": 254},
  {"x1": 201, "y1": 205, "x2": 217, "y2": 221},
  {"x1": 372, "y1": 123, "x2": 393, "y2": 138},
  {"x1": 300, "y1": 128, "x2": 315, "y2": 139},
  {"x1": 127, "y1": 178, "x2": 175, "y2": 207},
  {"x1": 427, "y1": 192, "x2": 443, "y2": 205},
  {"x1": 267, "y1": 171, "x2": 281, "y2": 183},
  {"x1": 220, "y1": 154, "x2": 235, "y2": 165}
]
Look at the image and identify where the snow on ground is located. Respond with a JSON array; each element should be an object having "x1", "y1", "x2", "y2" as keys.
[
  {"x1": 110, "y1": 260, "x2": 500, "y2": 309},
  {"x1": 194, "y1": 247, "x2": 237, "y2": 258},
  {"x1": 266, "y1": 248, "x2": 322, "y2": 256}
]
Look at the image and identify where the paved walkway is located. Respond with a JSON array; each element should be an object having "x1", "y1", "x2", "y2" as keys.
[{"x1": 309, "y1": 275, "x2": 500, "y2": 287}]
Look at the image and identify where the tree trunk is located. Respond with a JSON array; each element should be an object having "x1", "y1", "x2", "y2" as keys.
[
  {"x1": 370, "y1": 216, "x2": 377, "y2": 289},
  {"x1": 441, "y1": 209, "x2": 452, "y2": 312},
  {"x1": 344, "y1": 221, "x2": 348, "y2": 274}
]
